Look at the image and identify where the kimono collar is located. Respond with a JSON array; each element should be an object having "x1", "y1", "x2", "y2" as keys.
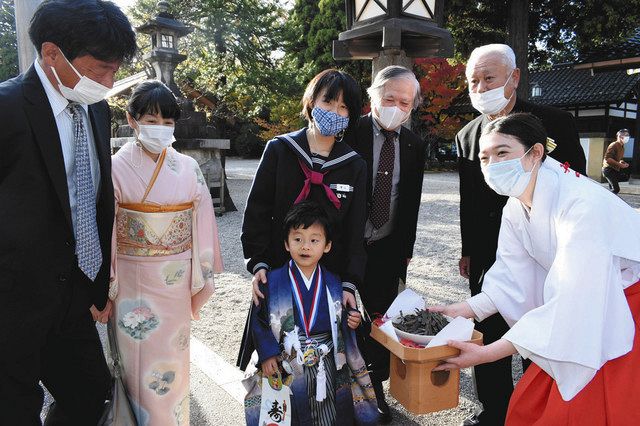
[
  {"x1": 521, "y1": 158, "x2": 559, "y2": 219},
  {"x1": 277, "y1": 128, "x2": 361, "y2": 172}
]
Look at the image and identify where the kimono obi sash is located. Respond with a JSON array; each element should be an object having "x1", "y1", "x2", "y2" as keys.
[{"x1": 116, "y1": 202, "x2": 194, "y2": 257}]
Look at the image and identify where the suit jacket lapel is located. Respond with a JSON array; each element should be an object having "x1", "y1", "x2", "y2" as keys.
[
  {"x1": 22, "y1": 66, "x2": 73, "y2": 232},
  {"x1": 359, "y1": 115, "x2": 374, "y2": 200},
  {"x1": 398, "y1": 127, "x2": 412, "y2": 202}
]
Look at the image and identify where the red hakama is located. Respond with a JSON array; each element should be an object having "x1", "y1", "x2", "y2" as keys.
[{"x1": 506, "y1": 281, "x2": 640, "y2": 425}]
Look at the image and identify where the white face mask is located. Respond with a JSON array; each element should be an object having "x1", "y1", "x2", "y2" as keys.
[
  {"x1": 50, "y1": 50, "x2": 111, "y2": 105},
  {"x1": 135, "y1": 121, "x2": 176, "y2": 154},
  {"x1": 481, "y1": 146, "x2": 538, "y2": 197},
  {"x1": 469, "y1": 69, "x2": 515, "y2": 115},
  {"x1": 373, "y1": 105, "x2": 411, "y2": 130},
  {"x1": 622, "y1": 136, "x2": 630, "y2": 144}
]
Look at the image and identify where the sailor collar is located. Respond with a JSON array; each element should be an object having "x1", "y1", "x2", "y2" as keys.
[{"x1": 277, "y1": 128, "x2": 361, "y2": 171}]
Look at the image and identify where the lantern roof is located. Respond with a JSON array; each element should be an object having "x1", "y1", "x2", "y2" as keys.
[
  {"x1": 335, "y1": 0, "x2": 453, "y2": 59},
  {"x1": 136, "y1": 1, "x2": 193, "y2": 37}
]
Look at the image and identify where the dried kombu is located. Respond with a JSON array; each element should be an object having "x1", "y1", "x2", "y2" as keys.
[{"x1": 393, "y1": 308, "x2": 449, "y2": 335}]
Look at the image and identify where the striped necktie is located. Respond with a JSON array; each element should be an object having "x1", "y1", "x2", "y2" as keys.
[
  {"x1": 369, "y1": 129, "x2": 396, "y2": 229},
  {"x1": 68, "y1": 103, "x2": 102, "y2": 281}
]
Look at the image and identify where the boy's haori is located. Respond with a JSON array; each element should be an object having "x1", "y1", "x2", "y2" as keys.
[{"x1": 243, "y1": 265, "x2": 378, "y2": 425}]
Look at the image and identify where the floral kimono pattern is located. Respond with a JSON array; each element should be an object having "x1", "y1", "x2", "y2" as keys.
[{"x1": 110, "y1": 142, "x2": 223, "y2": 425}]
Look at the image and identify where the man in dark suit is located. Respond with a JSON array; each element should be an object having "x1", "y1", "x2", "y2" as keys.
[
  {"x1": 0, "y1": 1, "x2": 136, "y2": 424},
  {"x1": 456, "y1": 44, "x2": 586, "y2": 426},
  {"x1": 349, "y1": 66, "x2": 426, "y2": 423}
]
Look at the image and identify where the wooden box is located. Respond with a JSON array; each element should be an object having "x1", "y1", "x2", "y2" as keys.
[{"x1": 370, "y1": 323, "x2": 483, "y2": 414}]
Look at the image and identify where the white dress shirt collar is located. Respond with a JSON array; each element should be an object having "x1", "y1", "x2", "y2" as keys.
[{"x1": 34, "y1": 60, "x2": 89, "y2": 116}]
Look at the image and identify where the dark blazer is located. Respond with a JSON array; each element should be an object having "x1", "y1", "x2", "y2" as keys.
[
  {"x1": 456, "y1": 98, "x2": 587, "y2": 283},
  {"x1": 350, "y1": 114, "x2": 426, "y2": 262},
  {"x1": 241, "y1": 128, "x2": 368, "y2": 288},
  {"x1": 0, "y1": 66, "x2": 114, "y2": 352}
]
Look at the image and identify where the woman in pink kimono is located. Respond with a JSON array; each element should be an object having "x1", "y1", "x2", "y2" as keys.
[{"x1": 106, "y1": 80, "x2": 223, "y2": 425}]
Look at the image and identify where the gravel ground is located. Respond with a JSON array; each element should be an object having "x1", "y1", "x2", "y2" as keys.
[
  {"x1": 39, "y1": 157, "x2": 640, "y2": 425},
  {"x1": 192, "y1": 161, "x2": 490, "y2": 425},
  {"x1": 193, "y1": 158, "x2": 640, "y2": 425}
]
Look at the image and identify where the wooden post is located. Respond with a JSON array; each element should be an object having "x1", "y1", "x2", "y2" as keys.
[
  {"x1": 507, "y1": 0, "x2": 529, "y2": 100},
  {"x1": 14, "y1": 0, "x2": 42, "y2": 73}
]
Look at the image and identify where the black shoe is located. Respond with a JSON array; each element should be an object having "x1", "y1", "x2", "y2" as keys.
[{"x1": 372, "y1": 381, "x2": 392, "y2": 424}]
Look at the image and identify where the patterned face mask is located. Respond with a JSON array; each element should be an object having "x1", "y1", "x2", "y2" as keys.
[{"x1": 311, "y1": 106, "x2": 350, "y2": 137}]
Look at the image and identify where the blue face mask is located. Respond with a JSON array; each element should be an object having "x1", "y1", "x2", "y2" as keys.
[
  {"x1": 311, "y1": 106, "x2": 350, "y2": 137},
  {"x1": 481, "y1": 146, "x2": 538, "y2": 197}
]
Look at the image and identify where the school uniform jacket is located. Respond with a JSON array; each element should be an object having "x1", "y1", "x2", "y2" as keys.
[
  {"x1": 456, "y1": 98, "x2": 587, "y2": 289},
  {"x1": 241, "y1": 128, "x2": 368, "y2": 291}
]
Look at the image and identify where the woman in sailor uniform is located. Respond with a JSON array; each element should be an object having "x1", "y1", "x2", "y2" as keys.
[{"x1": 237, "y1": 69, "x2": 367, "y2": 370}]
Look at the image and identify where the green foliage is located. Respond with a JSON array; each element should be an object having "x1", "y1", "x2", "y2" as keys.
[
  {"x1": 444, "y1": 0, "x2": 640, "y2": 69},
  {"x1": 0, "y1": 0, "x2": 18, "y2": 82},
  {"x1": 532, "y1": 0, "x2": 640, "y2": 66},
  {"x1": 283, "y1": 0, "x2": 370, "y2": 98},
  {"x1": 125, "y1": 0, "x2": 302, "y2": 156}
]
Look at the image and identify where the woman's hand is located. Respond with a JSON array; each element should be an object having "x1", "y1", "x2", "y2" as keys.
[
  {"x1": 433, "y1": 339, "x2": 517, "y2": 371},
  {"x1": 90, "y1": 300, "x2": 112, "y2": 324},
  {"x1": 347, "y1": 309, "x2": 361, "y2": 330},
  {"x1": 252, "y1": 269, "x2": 268, "y2": 306},
  {"x1": 98, "y1": 300, "x2": 113, "y2": 323},
  {"x1": 261, "y1": 356, "x2": 279, "y2": 377},
  {"x1": 433, "y1": 340, "x2": 489, "y2": 370},
  {"x1": 428, "y1": 301, "x2": 476, "y2": 319}
]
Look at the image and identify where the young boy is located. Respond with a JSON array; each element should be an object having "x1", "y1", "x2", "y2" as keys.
[{"x1": 243, "y1": 201, "x2": 379, "y2": 426}]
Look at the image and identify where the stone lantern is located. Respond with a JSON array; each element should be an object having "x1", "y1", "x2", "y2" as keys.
[
  {"x1": 333, "y1": 0, "x2": 454, "y2": 77},
  {"x1": 113, "y1": 2, "x2": 231, "y2": 213},
  {"x1": 136, "y1": 1, "x2": 193, "y2": 96}
]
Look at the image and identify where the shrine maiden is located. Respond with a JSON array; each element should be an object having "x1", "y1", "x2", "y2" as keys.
[
  {"x1": 107, "y1": 80, "x2": 223, "y2": 425},
  {"x1": 434, "y1": 113, "x2": 640, "y2": 425}
]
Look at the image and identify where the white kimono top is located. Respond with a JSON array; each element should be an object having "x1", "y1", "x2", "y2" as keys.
[{"x1": 468, "y1": 157, "x2": 640, "y2": 401}]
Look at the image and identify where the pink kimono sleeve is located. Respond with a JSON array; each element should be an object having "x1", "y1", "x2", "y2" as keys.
[{"x1": 190, "y1": 166, "x2": 223, "y2": 318}]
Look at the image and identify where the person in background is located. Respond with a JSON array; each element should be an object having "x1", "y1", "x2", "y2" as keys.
[
  {"x1": 434, "y1": 113, "x2": 640, "y2": 426},
  {"x1": 349, "y1": 65, "x2": 426, "y2": 423},
  {"x1": 239, "y1": 69, "x2": 368, "y2": 371},
  {"x1": 105, "y1": 80, "x2": 223, "y2": 425},
  {"x1": 602, "y1": 128, "x2": 631, "y2": 194},
  {"x1": 0, "y1": 1, "x2": 136, "y2": 423},
  {"x1": 244, "y1": 201, "x2": 378, "y2": 426},
  {"x1": 455, "y1": 43, "x2": 587, "y2": 426}
]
